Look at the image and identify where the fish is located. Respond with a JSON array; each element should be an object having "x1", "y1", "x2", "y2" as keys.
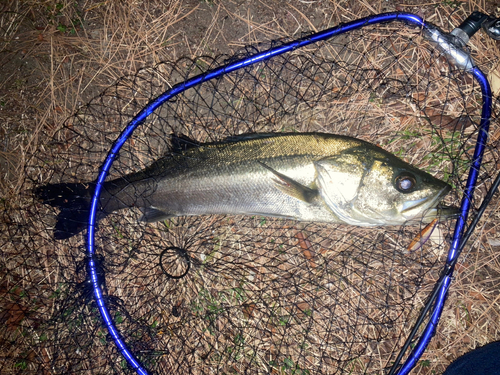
[{"x1": 34, "y1": 132, "x2": 458, "y2": 240}]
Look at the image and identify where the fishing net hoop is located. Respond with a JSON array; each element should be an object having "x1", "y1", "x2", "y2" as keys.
[
  {"x1": 6, "y1": 10, "x2": 498, "y2": 375},
  {"x1": 80, "y1": 12, "x2": 492, "y2": 374}
]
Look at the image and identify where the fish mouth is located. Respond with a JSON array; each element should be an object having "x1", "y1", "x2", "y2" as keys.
[
  {"x1": 401, "y1": 185, "x2": 456, "y2": 221},
  {"x1": 401, "y1": 196, "x2": 432, "y2": 214}
]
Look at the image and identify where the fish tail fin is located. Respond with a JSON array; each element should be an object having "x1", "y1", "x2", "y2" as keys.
[{"x1": 34, "y1": 182, "x2": 96, "y2": 240}]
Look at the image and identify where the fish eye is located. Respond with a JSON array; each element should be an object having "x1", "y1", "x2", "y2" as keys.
[{"x1": 395, "y1": 173, "x2": 417, "y2": 193}]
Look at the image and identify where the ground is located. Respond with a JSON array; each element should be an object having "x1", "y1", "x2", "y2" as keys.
[{"x1": 1, "y1": 0, "x2": 500, "y2": 374}]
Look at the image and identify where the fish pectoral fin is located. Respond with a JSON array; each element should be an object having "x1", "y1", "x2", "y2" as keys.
[
  {"x1": 258, "y1": 162, "x2": 317, "y2": 203},
  {"x1": 140, "y1": 207, "x2": 173, "y2": 223}
]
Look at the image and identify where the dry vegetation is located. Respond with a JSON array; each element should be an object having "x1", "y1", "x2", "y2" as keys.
[{"x1": 1, "y1": 0, "x2": 500, "y2": 374}]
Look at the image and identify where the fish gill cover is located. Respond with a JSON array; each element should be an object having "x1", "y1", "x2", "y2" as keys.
[{"x1": 2, "y1": 17, "x2": 500, "y2": 375}]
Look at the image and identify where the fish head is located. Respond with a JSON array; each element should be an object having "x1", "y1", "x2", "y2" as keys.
[{"x1": 315, "y1": 146, "x2": 456, "y2": 226}]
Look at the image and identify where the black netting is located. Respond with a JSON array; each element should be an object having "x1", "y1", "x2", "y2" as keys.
[{"x1": 2, "y1": 23, "x2": 499, "y2": 374}]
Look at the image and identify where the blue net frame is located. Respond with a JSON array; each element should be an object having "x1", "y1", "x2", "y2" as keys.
[{"x1": 84, "y1": 12, "x2": 492, "y2": 375}]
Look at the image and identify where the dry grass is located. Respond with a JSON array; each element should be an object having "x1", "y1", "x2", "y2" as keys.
[{"x1": 1, "y1": 0, "x2": 500, "y2": 374}]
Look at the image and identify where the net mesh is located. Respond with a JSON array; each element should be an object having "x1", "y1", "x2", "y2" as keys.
[{"x1": 2, "y1": 22, "x2": 499, "y2": 374}]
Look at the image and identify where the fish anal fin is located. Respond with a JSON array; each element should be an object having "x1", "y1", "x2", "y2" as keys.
[
  {"x1": 140, "y1": 207, "x2": 173, "y2": 223},
  {"x1": 246, "y1": 212, "x2": 296, "y2": 220},
  {"x1": 258, "y1": 162, "x2": 317, "y2": 203}
]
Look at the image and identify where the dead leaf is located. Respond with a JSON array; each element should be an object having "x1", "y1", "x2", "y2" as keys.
[
  {"x1": 295, "y1": 302, "x2": 312, "y2": 318},
  {"x1": 469, "y1": 291, "x2": 487, "y2": 302},
  {"x1": 455, "y1": 262, "x2": 470, "y2": 273},
  {"x1": 487, "y1": 238, "x2": 500, "y2": 247},
  {"x1": 0, "y1": 302, "x2": 28, "y2": 331},
  {"x1": 427, "y1": 115, "x2": 473, "y2": 131},
  {"x1": 488, "y1": 68, "x2": 500, "y2": 97},
  {"x1": 296, "y1": 232, "x2": 316, "y2": 268},
  {"x1": 242, "y1": 303, "x2": 256, "y2": 319}
]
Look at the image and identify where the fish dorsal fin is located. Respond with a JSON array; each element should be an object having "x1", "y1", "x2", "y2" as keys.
[
  {"x1": 170, "y1": 134, "x2": 201, "y2": 153},
  {"x1": 258, "y1": 162, "x2": 317, "y2": 203},
  {"x1": 140, "y1": 207, "x2": 173, "y2": 223},
  {"x1": 223, "y1": 133, "x2": 281, "y2": 143},
  {"x1": 170, "y1": 133, "x2": 280, "y2": 153},
  {"x1": 314, "y1": 153, "x2": 369, "y2": 225}
]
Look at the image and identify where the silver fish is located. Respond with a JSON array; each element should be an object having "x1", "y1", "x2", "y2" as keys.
[{"x1": 35, "y1": 133, "x2": 457, "y2": 239}]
